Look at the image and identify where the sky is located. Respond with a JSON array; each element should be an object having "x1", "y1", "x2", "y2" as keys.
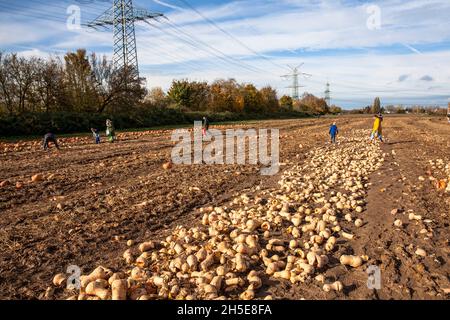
[{"x1": 0, "y1": 0, "x2": 449, "y2": 109}]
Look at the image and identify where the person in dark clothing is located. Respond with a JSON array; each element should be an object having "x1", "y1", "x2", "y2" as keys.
[
  {"x1": 43, "y1": 133, "x2": 60, "y2": 151},
  {"x1": 329, "y1": 122, "x2": 339, "y2": 143},
  {"x1": 202, "y1": 117, "x2": 210, "y2": 136}
]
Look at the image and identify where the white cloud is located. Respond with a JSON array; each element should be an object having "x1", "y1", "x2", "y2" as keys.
[
  {"x1": 0, "y1": 19, "x2": 64, "y2": 46},
  {"x1": 16, "y1": 48, "x2": 53, "y2": 59},
  {"x1": 2, "y1": 0, "x2": 450, "y2": 107},
  {"x1": 152, "y1": 0, "x2": 185, "y2": 11}
]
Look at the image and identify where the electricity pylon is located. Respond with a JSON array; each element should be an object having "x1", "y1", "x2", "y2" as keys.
[
  {"x1": 87, "y1": 0, "x2": 164, "y2": 80},
  {"x1": 325, "y1": 81, "x2": 331, "y2": 106},
  {"x1": 281, "y1": 63, "x2": 311, "y2": 100}
]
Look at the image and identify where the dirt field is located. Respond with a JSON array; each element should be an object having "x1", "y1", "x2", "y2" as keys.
[{"x1": 0, "y1": 115, "x2": 449, "y2": 300}]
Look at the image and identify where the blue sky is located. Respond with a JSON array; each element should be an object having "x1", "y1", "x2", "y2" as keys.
[{"x1": 1, "y1": 0, "x2": 449, "y2": 108}]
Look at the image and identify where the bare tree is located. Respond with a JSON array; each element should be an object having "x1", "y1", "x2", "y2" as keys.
[
  {"x1": 34, "y1": 57, "x2": 65, "y2": 112},
  {"x1": 90, "y1": 53, "x2": 146, "y2": 113},
  {"x1": 0, "y1": 52, "x2": 15, "y2": 114}
]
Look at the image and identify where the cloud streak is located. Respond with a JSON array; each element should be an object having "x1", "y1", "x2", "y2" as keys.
[
  {"x1": 420, "y1": 75, "x2": 434, "y2": 82},
  {"x1": 152, "y1": 0, "x2": 185, "y2": 11},
  {"x1": 1, "y1": 0, "x2": 450, "y2": 108}
]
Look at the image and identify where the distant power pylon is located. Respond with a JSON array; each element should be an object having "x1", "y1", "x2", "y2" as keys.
[
  {"x1": 281, "y1": 63, "x2": 311, "y2": 100},
  {"x1": 87, "y1": 0, "x2": 164, "y2": 80},
  {"x1": 325, "y1": 81, "x2": 331, "y2": 106}
]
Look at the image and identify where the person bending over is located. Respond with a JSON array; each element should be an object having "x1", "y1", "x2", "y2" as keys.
[{"x1": 43, "y1": 133, "x2": 60, "y2": 151}]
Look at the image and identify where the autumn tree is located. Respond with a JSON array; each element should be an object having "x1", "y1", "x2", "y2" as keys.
[
  {"x1": 167, "y1": 79, "x2": 209, "y2": 111},
  {"x1": 209, "y1": 79, "x2": 242, "y2": 113},
  {"x1": 279, "y1": 95, "x2": 293, "y2": 111},
  {"x1": 144, "y1": 87, "x2": 169, "y2": 109},
  {"x1": 168, "y1": 80, "x2": 189, "y2": 109},
  {"x1": 63, "y1": 49, "x2": 97, "y2": 112},
  {"x1": 294, "y1": 101, "x2": 311, "y2": 113},
  {"x1": 188, "y1": 81, "x2": 209, "y2": 111},
  {"x1": 259, "y1": 86, "x2": 279, "y2": 113},
  {"x1": 242, "y1": 84, "x2": 263, "y2": 113},
  {"x1": 329, "y1": 105, "x2": 342, "y2": 114},
  {"x1": 299, "y1": 93, "x2": 329, "y2": 114}
]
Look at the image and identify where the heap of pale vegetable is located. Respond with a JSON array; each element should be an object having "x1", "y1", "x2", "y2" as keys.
[{"x1": 53, "y1": 129, "x2": 386, "y2": 300}]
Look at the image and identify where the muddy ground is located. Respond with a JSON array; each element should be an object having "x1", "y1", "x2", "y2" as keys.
[{"x1": 0, "y1": 115, "x2": 448, "y2": 300}]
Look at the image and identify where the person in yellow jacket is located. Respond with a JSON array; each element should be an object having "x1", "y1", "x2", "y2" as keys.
[{"x1": 370, "y1": 113, "x2": 384, "y2": 143}]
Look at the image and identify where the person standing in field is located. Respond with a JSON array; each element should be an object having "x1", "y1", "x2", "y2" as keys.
[
  {"x1": 370, "y1": 113, "x2": 384, "y2": 143},
  {"x1": 329, "y1": 122, "x2": 339, "y2": 144},
  {"x1": 91, "y1": 128, "x2": 101, "y2": 144},
  {"x1": 202, "y1": 116, "x2": 210, "y2": 137},
  {"x1": 42, "y1": 132, "x2": 60, "y2": 151},
  {"x1": 447, "y1": 104, "x2": 450, "y2": 123},
  {"x1": 106, "y1": 119, "x2": 116, "y2": 143}
]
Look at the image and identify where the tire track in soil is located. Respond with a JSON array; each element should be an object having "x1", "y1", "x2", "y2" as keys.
[{"x1": 335, "y1": 117, "x2": 449, "y2": 299}]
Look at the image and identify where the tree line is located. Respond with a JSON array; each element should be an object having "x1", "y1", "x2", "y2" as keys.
[
  {"x1": 0, "y1": 49, "x2": 144, "y2": 116},
  {"x1": 149, "y1": 80, "x2": 341, "y2": 115},
  {"x1": 0, "y1": 49, "x2": 341, "y2": 118},
  {"x1": 346, "y1": 97, "x2": 448, "y2": 116}
]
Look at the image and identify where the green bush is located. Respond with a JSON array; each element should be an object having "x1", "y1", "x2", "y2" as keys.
[{"x1": 0, "y1": 109, "x2": 309, "y2": 137}]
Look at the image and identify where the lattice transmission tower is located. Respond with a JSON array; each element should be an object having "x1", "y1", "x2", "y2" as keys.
[
  {"x1": 325, "y1": 81, "x2": 331, "y2": 106},
  {"x1": 281, "y1": 63, "x2": 311, "y2": 100},
  {"x1": 87, "y1": 0, "x2": 164, "y2": 80}
]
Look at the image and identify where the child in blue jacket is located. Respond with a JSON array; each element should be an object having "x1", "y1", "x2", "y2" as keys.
[
  {"x1": 329, "y1": 122, "x2": 338, "y2": 143},
  {"x1": 91, "y1": 128, "x2": 101, "y2": 144}
]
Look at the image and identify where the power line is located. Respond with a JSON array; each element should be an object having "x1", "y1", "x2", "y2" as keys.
[
  {"x1": 28, "y1": 0, "x2": 105, "y2": 19},
  {"x1": 303, "y1": 74, "x2": 450, "y2": 96},
  {"x1": 83, "y1": 0, "x2": 275, "y2": 79},
  {"x1": 0, "y1": 1, "x2": 109, "y2": 29},
  {"x1": 149, "y1": 23, "x2": 264, "y2": 75},
  {"x1": 0, "y1": 0, "x2": 275, "y2": 78},
  {"x1": 1, "y1": 0, "x2": 105, "y2": 23},
  {"x1": 306, "y1": 70, "x2": 434, "y2": 94},
  {"x1": 135, "y1": 22, "x2": 285, "y2": 81},
  {"x1": 135, "y1": 34, "x2": 220, "y2": 74},
  {"x1": 0, "y1": 2, "x2": 69, "y2": 24},
  {"x1": 161, "y1": 18, "x2": 277, "y2": 76},
  {"x1": 147, "y1": 20, "x2": 272, "y2": 76},
  {"x1": 176, "y1": 0, "x2": 290, "y2": 72}
]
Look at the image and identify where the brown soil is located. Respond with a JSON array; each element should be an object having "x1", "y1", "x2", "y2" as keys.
[{"x1": 0, "y1": 115, "x2": 448, "y2": 300}]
